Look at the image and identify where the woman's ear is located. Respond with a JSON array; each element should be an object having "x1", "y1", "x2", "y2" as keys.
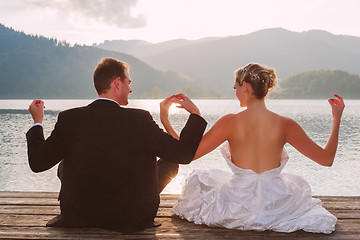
[{"x1": 243, "y1": 81, "x2": 251, "y2": 93}]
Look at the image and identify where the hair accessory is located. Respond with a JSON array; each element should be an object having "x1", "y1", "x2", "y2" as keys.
[{"x1": 249, "y1": 71, "x2": 260, "y2": 80}]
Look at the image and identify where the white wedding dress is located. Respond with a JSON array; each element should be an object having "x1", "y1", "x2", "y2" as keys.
[{"x1": 172, "y1": 144, "x2": 337, "y2": 234}]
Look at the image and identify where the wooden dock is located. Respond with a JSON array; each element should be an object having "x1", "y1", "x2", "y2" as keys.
[{"x1": 0, "y1": 191, "x2": 359, "y2": 239}]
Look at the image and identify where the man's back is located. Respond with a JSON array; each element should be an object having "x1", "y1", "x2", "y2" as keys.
[
  {"x1": 57, "y1": 100, "x2": 158, "y2": 227},
  {"x1": 27, "y1": 99, "x2": 207, "y2": 228}
]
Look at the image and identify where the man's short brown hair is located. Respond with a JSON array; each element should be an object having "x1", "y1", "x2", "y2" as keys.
[{"x1": 93, "y1": 58, "x2": 129, "y2": 95}]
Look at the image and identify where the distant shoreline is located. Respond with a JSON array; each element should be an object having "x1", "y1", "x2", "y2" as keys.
[{"x1": 0, "y1": 97, "x2": 359, "y2": 100}]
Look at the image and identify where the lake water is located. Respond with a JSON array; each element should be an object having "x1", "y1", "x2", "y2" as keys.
[{"x1": 0, "y1": 99, "x2": 359, "y2": 196}]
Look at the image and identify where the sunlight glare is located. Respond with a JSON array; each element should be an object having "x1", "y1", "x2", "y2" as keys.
[{"x1": 168, "y1": 103, "x2": 182, "y2": 115}]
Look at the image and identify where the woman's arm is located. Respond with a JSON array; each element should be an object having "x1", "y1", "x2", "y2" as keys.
[
  {"x1": 160, "y1": 94, "x2": 201, "y2": 140},
  {"x1": 193, "y1": 114, "x2": 233, "y2": 160},
  {"x1": 160, "y1": 95, "x2": 179, "y2": 139},
  {"x1": 285, "y1": 94, "x2": 345, "y2": 166},
  {"x1": 161, "y1": 113, "x2": 231, "y2": 160},
  {"x1": 160, "y1": 94, "x2": 230, "y2": 160}
]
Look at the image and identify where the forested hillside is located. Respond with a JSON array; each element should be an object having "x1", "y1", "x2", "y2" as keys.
[
  {"x1": 272, "y1": 70, "x2": 360, "y2": 99},
  {"x1": 0, "y1": 24, "x2": 192, "y2": 99}
]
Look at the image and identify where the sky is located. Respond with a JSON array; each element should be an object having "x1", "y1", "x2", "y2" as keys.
[{"x1": 0, "y1": 0, "x2": 359, "y2": 45}]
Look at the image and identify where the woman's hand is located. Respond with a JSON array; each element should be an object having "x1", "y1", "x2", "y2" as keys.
[
  {"x1": 159, "y1": 93, "x2": 201, "y2": 140},
  {"x1": 328, "y1": 94, "x2": 345, "y2": 121},
  {"x1": 160, "y1": 95, "x2": 179, "y2": 139},
  {"x1": 160, "y1": 95, "x2": 175, "y2": 119},
  {"x1": 171, "y1": 93, "x2": 201, "y2": 116}
]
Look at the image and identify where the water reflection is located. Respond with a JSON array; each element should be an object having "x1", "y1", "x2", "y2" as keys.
[{"x1": 0, "y1": 99, "x2": 359, "y2": 196}]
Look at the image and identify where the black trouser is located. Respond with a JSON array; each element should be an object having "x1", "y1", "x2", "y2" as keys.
[
  {"x1": 156, "y1": 158, "x2": 179, "y2": 193},
  {"x1": 53, "y1": 159, "x2": 178, "y2": 230},
  {"x1": 57, "y1": 159, "x2": 179, "y2": 194}
]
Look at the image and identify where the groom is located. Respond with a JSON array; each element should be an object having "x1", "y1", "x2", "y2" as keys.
[{"x1": 26, "y1": 57, "x2": 207, "y2": 231}]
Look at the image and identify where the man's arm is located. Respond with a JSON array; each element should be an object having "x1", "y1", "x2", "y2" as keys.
[
  {"x1": 26, "y1": 100, "x2": 64, "y2": 172},
  {"x1": 144, "y1": 94, "x2": 207, "y2": 164}
]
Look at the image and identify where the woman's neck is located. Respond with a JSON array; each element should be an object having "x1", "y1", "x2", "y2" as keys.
[{"x1": 246, "y1": 97, "x2": 266, "y2": 110}]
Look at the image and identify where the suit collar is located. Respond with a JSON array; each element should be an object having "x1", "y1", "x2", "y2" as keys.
[
  {"x1": 96, "y1": 97, "x2": 121, "y2": 106},
  {"x1": 90, "y1": 98, "x2": 123, "y2": 109}
]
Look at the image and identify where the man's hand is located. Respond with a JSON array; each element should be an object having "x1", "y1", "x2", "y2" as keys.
[
  {"x1": 171, "y1": 93, "x2": 201, "y2": 116},
  {"x1": 28, "y1": 100, "x2": 45, "y2": 124}
]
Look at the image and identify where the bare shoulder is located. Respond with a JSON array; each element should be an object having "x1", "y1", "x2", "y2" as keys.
[
  {"x1": 267, "y1": 110, "x2": 283, "y2": 118},
  {"x1": 218, "y1": 114, "x2": 236, "y2": 122},
  {"x1": 261, "y1": 110, "x2": 287, "y2": 124},
  {"x1": 221, "y1": 113, "x2": 238, "y2": 121},
  {"x1": 234, "y1": 110, "x2": 249, "y2": 118},
  {"x1": 278, "y1": 114, "x2": 296, "y2": 124},
  {"x1": 213, "y1": 113, "x2": 237, "y2": 128},
  {"x1": 277, "y1": 115, "x2": 301, "y2": 133}
]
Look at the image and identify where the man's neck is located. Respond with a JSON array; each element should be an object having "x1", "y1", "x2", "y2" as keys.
[{"x1": 96, "y1": 96, "x2": 120, "y2": 106}]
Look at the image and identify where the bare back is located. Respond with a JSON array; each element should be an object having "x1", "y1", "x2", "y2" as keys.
[{"x1": 227, "y1": 108, "x2": 286, "y2": 173}]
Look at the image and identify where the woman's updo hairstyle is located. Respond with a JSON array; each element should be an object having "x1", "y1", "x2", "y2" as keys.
[{"x1": 235, "y1": 63, "x2": 277, "y2": 99}]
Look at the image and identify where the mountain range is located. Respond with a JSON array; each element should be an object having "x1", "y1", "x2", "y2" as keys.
[
  {"x1": 95, "y1": 28, "x2": 360, "y2": 97},
  {"x1": 1, "y1": 23, "x2": 359, "y2": 99}
]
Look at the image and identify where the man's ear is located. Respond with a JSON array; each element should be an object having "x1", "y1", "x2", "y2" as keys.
[{"x1": 113, "y1": 77, "x2": 121, "y2": 88}]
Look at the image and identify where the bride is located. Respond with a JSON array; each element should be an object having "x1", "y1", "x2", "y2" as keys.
[{"x1": 160, "y1": 63, "x2": 345, "y2": 234}]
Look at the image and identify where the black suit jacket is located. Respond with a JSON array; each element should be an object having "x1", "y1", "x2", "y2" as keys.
[{"x1": 26, "y1": 99, "x2": 207, "y2": 228}]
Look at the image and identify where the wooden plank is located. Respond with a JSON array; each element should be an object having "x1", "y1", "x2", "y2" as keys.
[
  {"x1": 1, "y1": 197, "x2": 359, "y2": 211},
  {"x1": 0, "y1": 198, "x2": 59, "y2": 206},
  {"x1": 317, "y1": 196, "x2": 360, "y2": 201},
  {"x1": 0, "y1": 205, "x2": 358, "y2": 221},
  {"x1": 0, "y1": 212, "x2": 358, "y2": 232},
  {"x1": 0, "y1": 199, "x2": 359, "y2": 218},
  {"x1": 156, "y1": 207, "x2": 360, "y2": 219},
  {"x1": 0, "y1": 221, "x2": 357, "y2": 240},
  {"x1": 159, "y1": 199, "x2": 360, "y2": 210},
  {"x1": 322, "y1": 202, "x2": 360, "y2": 210},
  {"x1": 0, "y1": 226, "x2": 159, "y2": 240},
  {"x1": 0, "y1": 192, "x2": 359, "y2": 240},
  {"x1": 0, "y1": 192, "x2": 58, "y2": 199},
  {"x1": 0, "y1": 192, "x2": 358, "y2": 202},
  {"x1": 0, "y1": 205, "x2": 359, "y2": 221},
  {"x1": 1, "y1": 192, "x2": 359, "y2": 208},
  {"x1": 0, "y1": 206, "x2": 60, "y2": 215},
  {"x1": 0, "y1": 219, "x2": 359, "y2": 240},
  {"x1": 156, "y1": 218, "x2": 360, "y2": 239}
]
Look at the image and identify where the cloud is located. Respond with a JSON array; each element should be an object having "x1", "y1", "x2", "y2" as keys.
[{"x1": 21, "y1": 0, "x2": 147, "y2": 28}]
